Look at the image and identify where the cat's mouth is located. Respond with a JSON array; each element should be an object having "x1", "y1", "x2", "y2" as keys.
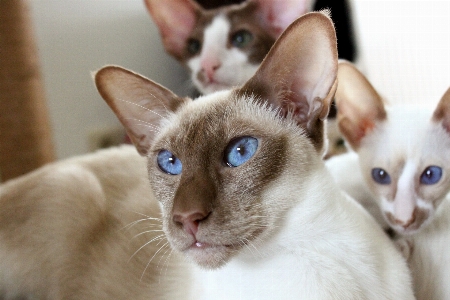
[
  {"x1": 184, "y1": 241, "x2": 238, "y2": 269},
  {"x1": 385, "y1": 208, "x2": 430, "y2": 235}
]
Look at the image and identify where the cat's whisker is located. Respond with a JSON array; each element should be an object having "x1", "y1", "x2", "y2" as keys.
[
  {"x1": 129, "y1": 210, "x2": 163, "y2": 222},
  {"x1": 140, "y1": 241, "x2": 171, "y2": 282},
  {"x1": 156, "y1": 244, "x2": 174, "y2": 279},
  {"x1": 122, "y1": 216, "x2": 162, "y2": 231},
  {"x1": 129, "y1": 234, "x2": 166, "y2": 263},
  {"x1": 132, "y1": 229, "x2": 165, "y2": 240}
]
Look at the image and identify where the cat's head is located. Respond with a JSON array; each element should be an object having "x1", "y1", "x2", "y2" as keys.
[
  {"x1": 335, "y1": 61, "x2": 450, "y2": 235},
  {"x1": 144, "y1": 0, "x2": 312, "y2": 95},
  {"x1": 95, "y1": 12, "x2": 337, "y2": 269}
]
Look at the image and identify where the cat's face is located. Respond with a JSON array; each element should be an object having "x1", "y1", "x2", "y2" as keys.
[
  {"x1": 358, "y1": 107, "x2": 450, "y2": 235},
  {"x1": 185, "y1": 7, "x2": 272, "y2": 95},
  {"x1": 336, "y1": 62, "x2": 450, "y2": 235},
  {"x1": 145, "y1": 0, "x2": 312, "y2": 95},
  {"x1": 95, "y1": 12, "x2": 337, "y2": 268},
  {"x1": 146, "y1": 93, "x2": 312, "y2": 268}
]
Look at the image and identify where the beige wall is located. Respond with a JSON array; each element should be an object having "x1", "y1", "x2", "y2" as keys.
[{"x1": 30, "y1": 0, "x2": 450, "y2": 159}]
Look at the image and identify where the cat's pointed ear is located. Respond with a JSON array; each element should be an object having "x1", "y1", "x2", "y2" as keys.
[
  {"x1": 237, "y1": 11, "x2": 337, "y2": 153},
  {"x1": 252, "y1": 0, "x2": 312, "y2": 37},
  {"x1": 432, "y1": 87, "x2": 450, "y2": 133},
  {"x1": 334, "y1": 61, "x2": 387, "y2": 150},
  {"x1": 94, "y1": 66, "x2": 188, "y2": 156},
  {"x1": 144, "y1": 0, "x2": 200, "y2": 60}
]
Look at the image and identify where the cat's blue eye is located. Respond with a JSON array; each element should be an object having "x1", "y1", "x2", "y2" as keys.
[
  {"x1": 371, "y1": 168, "x2": 391, "y2": 185},
  {"x1": 187, "y1": 38, "x2": 201, "y2": 55},
  {"x1": 420, "y1": 166, "x2": 442, "y2": 185},
  {"x1": 230, "y1": 29, "x2": 253, "y2": 48},
  {"x1": 224, "y1": 136, "x2": 258, "y2": 167},
  {"x1": 157, "y1": 150, "x2": 182, "y2": 175}
]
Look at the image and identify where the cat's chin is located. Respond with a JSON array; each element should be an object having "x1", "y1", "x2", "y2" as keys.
[
  {"x1": 388, "y1": 218, "x2": 431, "y2": 236},
  {"x1": 184, "y1": 242, "x2": 238, "y2": 269}
]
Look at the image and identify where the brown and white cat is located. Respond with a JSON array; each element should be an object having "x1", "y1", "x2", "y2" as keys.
[
  {"x1": 95, "y1": 12, "x2": 414, "y2": 299},
  {"x1": 144, "y1": 0, "x2": 311, "y2": 95},
  {"x1": 327, "y1": 61, "x2": 450, "y2": 299}
]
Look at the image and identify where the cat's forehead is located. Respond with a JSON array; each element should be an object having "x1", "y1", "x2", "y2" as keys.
[
  {"x1": 154, "y1": 90, "x2": 293, "y2": 153},
  {"x1": 361, "y1": 105, "x2": 450, "y2": 167}
]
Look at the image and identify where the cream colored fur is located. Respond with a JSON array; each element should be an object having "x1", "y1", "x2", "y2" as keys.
[{"x1": 0, "y1": 145, "x2": 189, "y2": 299}]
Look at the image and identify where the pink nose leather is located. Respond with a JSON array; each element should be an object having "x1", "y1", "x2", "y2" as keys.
[
  {"x1": 200, "y1": 58, "x2": 221, "y2": 82},
  {"x1": 173, "y1": 212, "x2": 209, "y2": 236}
]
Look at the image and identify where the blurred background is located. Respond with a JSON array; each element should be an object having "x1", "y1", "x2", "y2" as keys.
[{"x1": 1, "y1": 0, "x2": 450, "y2": 180}]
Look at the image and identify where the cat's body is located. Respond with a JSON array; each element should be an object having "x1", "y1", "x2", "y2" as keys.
[
  {"x1": 327, "y1": 61, "x2": 450, "y2": 299},
  {"x1": 94, "y1": 12, "x2": 414, "y2": 299},
  {"x1": 0, "y1": 145, "x2": 189, "y2": 299}
]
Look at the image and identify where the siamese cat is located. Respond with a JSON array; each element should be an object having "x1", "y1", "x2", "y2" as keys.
[
  {"x1": 0, "y1": 145, "x2": 189, "y2": 299},
  {"x1": 95, "y1": 12, "x2": 413, "y2": 299},
  {"x1": 144, "y1": 0, "x2": 347, "y2": 158},
  {"x1": 0, "y1": 12, "x2": 413, "y2": 300},
  {"x1": 328, "y1": 60, "x2": 450, "y2": 299}
]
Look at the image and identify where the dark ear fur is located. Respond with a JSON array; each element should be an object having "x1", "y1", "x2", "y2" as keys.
[
  {"x1": 432, "y1": 87, "x2": 450, "y2": 133},
  {"x1": 237, "y1": 11, "x2": 338, "y2": 154},
  {"x1": 334, "y1": 61, "x2": 386, "y2": 150},
  {"x1": 94, "y1": 66, "x2": 188, "y2": 156}
]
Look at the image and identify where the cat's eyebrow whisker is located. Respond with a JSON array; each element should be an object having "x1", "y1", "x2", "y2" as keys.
[
  {"x1": 115, "y1": 96, "x2": 169, "y2": 121},
  {"x1": 124, "y1": 118, "x2": 161, "y2": 134}
]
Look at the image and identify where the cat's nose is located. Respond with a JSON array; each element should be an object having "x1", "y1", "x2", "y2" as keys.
[
  {"x1": 200, "y1": 59, "x2": 221, "y2": 81},
  {"x1": 173, "y1": 211, "x2": 210, "y2": 236}
]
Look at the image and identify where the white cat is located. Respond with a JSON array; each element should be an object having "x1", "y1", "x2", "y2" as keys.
[
  {"x1": 328, "y1": 60, "x2": 450, "y2": 299},
  {"x1": 96, "y1": 12, "x2": 414, "y2": 299}
]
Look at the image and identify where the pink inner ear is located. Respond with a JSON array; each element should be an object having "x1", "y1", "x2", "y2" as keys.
[
  {"x1": 145, "y1": 0, "x2": 199, "y2": 59},
  {"x1": 255, "y1": 0, "x2": 311, "y2": 37},
  {"x1": 432, "y1": 87, "x2": 450, "y2": 133}
]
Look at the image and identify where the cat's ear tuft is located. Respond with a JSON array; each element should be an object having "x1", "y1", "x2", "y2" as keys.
[
  {"x1": 252, "y1": 0, "x2": 313, "y2": 37},
  {"x1": 94, "y1": 66, "x2": 188, "y2": 156},
  {"x1": 237, "y1": 11, "x2": 337, "y2": 154},
  {"x1": 432, "y1": 87, "x2": 450, "y2": 133},
  {"x1": 334, "y1": 61, "x2": 386, "y2": 150},
  {"x1": 144, "y1": 0, "x2": 200, "y2": 60}
]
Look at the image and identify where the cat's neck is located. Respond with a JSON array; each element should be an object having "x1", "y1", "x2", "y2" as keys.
[{"x1": 236, "y1": 163, "x2": 360, "y2": 260}]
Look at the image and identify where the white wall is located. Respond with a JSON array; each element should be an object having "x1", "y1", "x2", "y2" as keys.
[
  {"x1": 352, "y1": 0, "x2": 450, "y2": 106},
  {"x1": 30, "y1": 0, "x2": 190, "y2": 159},
  {"x1": 30, "y1": 0, "x2": 450, "y2": 159}
]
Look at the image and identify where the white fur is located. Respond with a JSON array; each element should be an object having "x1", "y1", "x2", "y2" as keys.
[
  {"x1": 186, "y1": 162, "x2": 414, "y2": 299},
  {"x1": 404, "y1": 195, "x2": 450, "y2": 299},
  {"x1": 187, "y1": 15, "x2": 259, "y2": 95},
  {"x1": 328, "y1": 102, "x2": 450, "y2": 299}
]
